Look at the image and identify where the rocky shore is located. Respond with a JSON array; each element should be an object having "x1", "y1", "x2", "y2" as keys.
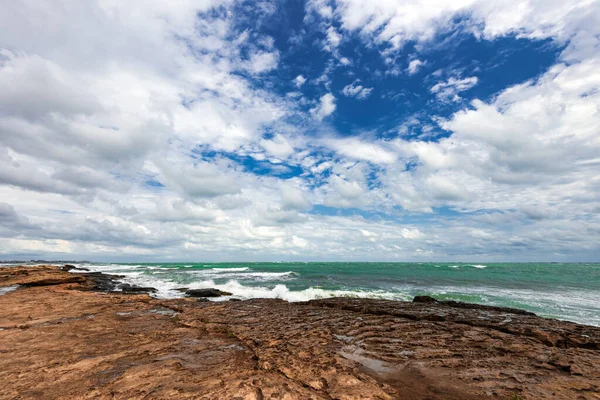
[{"x1": 1, "y1": 265, "x2": 599, "y2": 399}]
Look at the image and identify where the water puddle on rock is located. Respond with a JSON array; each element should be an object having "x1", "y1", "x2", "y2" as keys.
[
  {"x1": 0, "y1": 285, "x2": 18, "y2": 296},
  {"x1": 339, "y1": 345, "x2": 395, "y2": 375}
]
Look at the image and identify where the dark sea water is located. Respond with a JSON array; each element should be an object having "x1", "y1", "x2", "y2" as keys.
[{"x1": 71, "y1": 262, "x2": 600, "y2": 326}]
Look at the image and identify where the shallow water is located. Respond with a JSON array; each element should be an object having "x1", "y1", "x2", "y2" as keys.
[
  {"x1": 0, "y1": 285, "x2": 18, "y2": 296},
  {"x1": 67, "y1": 262, "x2": 600, "y2": 326}
]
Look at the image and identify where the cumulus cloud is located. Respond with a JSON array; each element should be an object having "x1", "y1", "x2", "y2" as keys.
[
  {"x1": 243, "y1": 50, "x2": 280, "y2": 74},
  {"x1": 341, "y1": 80, "x2": 373, "y2": 99},
  {"x1": 260, "y1": 134, "x2": 295, "y2": 158},
  {"x1": 293, "y1": 74, "x2": 307, "y2": 88},
  {"x1": 310, "y1": 93, "x2": 337, "y2": 120},
  {"x1": 306, "y1": 0, "x2": 335, "y2": 20},
  {"x1": 0, "y1": 0, "x2": 599, "y2": 261},
  {"x1": 332, "y1": 0, "x2": 598, "y2": 54},
  {"x1": 407, "y1": 59, "x2": 425, "y2": 75},
  {"x1": 325, "y1": 138, "x2": 396, "y2": 164},
  {"x1": 324, "y1": 26, "x2": 343, "y2": 51}
]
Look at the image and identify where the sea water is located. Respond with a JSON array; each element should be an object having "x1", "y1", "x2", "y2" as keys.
[{"x1": 68, "y1": 262, "x2": 600, "y2": 326}]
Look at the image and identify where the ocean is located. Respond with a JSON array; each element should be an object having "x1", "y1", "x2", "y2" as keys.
[{"x1": 70, "y1": 262, "x2": 600, "y2": 327}]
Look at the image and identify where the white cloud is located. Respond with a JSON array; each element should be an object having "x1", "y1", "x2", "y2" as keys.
[
  {"x1": 0, "y1": 0, "x2": 599, "y2": 261},
  {"x1": 325, "y1": 137, "x2": 397, "y2": 164},
  {"x1": 306, "y1": 0, "x2": 335, "y2": 20},
  {"x1": 310, "y1": 93, "x2": 337, "y2": 120},
  {"x1": 407, "y1": 58, "x2": 425, "y2": 75},
  {"x1": 341, "y1": 80, "x2": 373, "y2": 99},
  {"x1": 332, "y1": 0, "x2": 598, "y2": 59},
  {"x1": 323, "y1": 175, "x2": 367, "y2": 208},
  {"x1": 293, "y1": 74, "x2": 307, "y2": 88},
  {"x1": 430, "y1": 76, "x2": 478, "y2": 101},
  {"x1": 382, "y1": 54, "x2": 600, "y2": 220},
  {"x1": 324, "y1": 26, "x2": 343, "y2": 51},
  {"x1": 158, "y1": 160, "x2": 241, "y2": 199},
  {"x1": 260, "y1": 134, "x2": 295, "y2": 158},
  {"x1": 243, "y1": 50, "x2": 280, "y2": 74}
]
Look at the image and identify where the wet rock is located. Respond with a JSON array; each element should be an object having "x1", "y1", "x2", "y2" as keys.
[
  {"x1": 413, "y1": 295, "x2": 438, "y2": 303},
  {"x1": 185, "y1": 288, "x2": 232, "y2": 297},
  {"x1": 119, "y1": 283, "x2": 157, "y2": 294},
  {"x1": 79, "y1": 272, "x2": 125, "y2": 292},
  {"x1": 62, "y1": 264, "x2": 89, "y2": 272},
  {"x1": 412, "y1": 295, "x2": 535, "y2": 316},
  {"x1": 439, "y1": 300, "x2": 536, "y2": 316}
]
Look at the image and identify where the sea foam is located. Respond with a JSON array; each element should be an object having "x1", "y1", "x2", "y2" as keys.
[{"x1": 211, "y1": 267, "x2": 249, "y2": 272}]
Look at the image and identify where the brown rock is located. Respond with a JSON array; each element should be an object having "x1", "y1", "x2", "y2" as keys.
[
  {"x1": 0, "y1": 265, "x2": 85, "y2": 287},
  {"x1": 21, "y1": 276, "x2": 86, "y2": 286}
]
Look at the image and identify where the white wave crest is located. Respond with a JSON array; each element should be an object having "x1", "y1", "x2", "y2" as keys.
[
  {"x1": 190, "y1": 270, "x2": 296, "y2": 281},
  {"x1": 184, "y1": 279, "x2": 410, "y2": 302},
  {"x1": 471, "y1": 264, "x2": 487, "y2": 269},
  {"x1": 210, "y1": 267, "x2": 249, "y2": 272}
]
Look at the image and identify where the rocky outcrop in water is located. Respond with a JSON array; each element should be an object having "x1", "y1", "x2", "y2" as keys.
[
  {"x1": 1, "y1": 265, "x2": 599, "y2": 399},
  {"x1": 184, "y1": 288, "x2": 233, "y2": 297}
]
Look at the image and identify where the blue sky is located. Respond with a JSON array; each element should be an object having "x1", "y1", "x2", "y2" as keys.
[{"x1": 0, "y1": 0, "x2": 599, "y2": 261}]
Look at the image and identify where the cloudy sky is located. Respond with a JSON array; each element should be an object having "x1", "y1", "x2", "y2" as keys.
[{"x1": 1, "y1": 0, "x2": 599, "y2": 262}]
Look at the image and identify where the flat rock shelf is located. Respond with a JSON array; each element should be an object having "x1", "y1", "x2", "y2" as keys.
[{"x1": 1, "y1": 265, "x2": 599, "y2": 399}]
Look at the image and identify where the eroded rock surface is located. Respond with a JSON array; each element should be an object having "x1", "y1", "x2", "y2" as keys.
[{"x1": 1, "y1": 265, "x2": 599, "y2": 399}]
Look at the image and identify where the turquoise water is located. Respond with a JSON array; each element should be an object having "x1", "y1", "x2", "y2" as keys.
[{"x1": 74, "y1": 262, "x2": 600, "y2": 326}]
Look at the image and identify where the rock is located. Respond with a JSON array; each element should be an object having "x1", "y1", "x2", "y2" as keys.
[
  {"x1": 413, "y1": 295, "x2": 438, "y2": 303},
  {"x1": 411, "y1": 295, "x2": 535, "y2": 316},
  {"x1": 440, "y1": 300, "x2": 536, "y2": 316},
  {"x1": 79, "y1": 272, "x2": 123, "y2": 292},
  {"x1": 185, "y1": 288, "x2": 232, "y2": 297},
  {"x1": 119, "y1": 283, "x2": 157, "y2": 294},
  {"x1": 21, "y1": 276, "x2": 86, "y2": 287},
  {"x1": 0, "y1": 265, "x2": 87, "y2": 288},
  {"x1": 62, "y1": 264, "x2": 89, "y2": 272},
  {"x1": 2, "y1": 265, "x2": 600, "y2": 400}
]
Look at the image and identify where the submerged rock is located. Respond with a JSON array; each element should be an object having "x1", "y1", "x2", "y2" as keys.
[{"x1": 185, "y1": 288, "x2": 232, "y2": 297}]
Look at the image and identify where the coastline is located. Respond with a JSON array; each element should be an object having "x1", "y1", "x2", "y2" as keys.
[
  {"x1": 30, "y1": 261, "x2": 600, "y2": 327},
  {"x1": 1, "y1": 265, "x2": 599, "y2": 399}
]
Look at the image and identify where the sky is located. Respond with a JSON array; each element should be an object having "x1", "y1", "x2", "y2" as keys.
[{"x1": 0, "y1": 0, "x2": 599, "y2": 262}]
